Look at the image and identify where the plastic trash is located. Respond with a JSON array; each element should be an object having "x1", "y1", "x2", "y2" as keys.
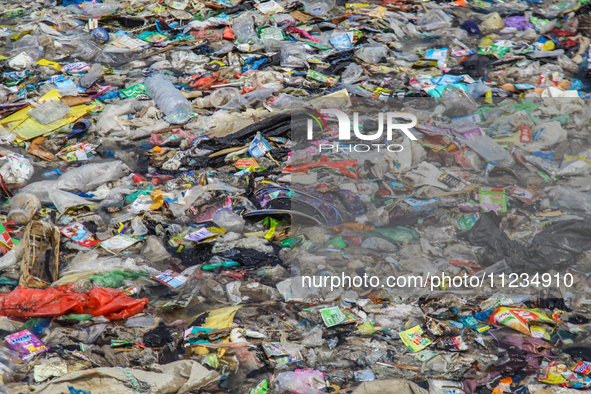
[
  {"x1": 79, "y1": 64, "x2": 103, "y2": 88},
  {"x1": 355, "y1": 45, "x2": 389, "y2": 64},
  {"x1": 8, "y1": 193, "x2": 41, "y2": 225},
  {"x1": 340, "y1": 63, "x2": 364, "y2": 84},
  {"x1": 81, "y1": 2, "x2": 116, "y2": 17},
  {"x1": 27, "y1": 100, "x2": 70, "y2": 124},
  {"x1": 210, "y1": 88, "x2": 247, "y2": 109},
  {"x1": 144, "y1": 74, "x2": 193, "y2": 124},
  {"x1": 56, "y1": 161, "x2": 130, "y2": 192},
  {"x1": 416, "y1": 9, "x2": 452, "y2": 31},
  {"x1": 280, "y1": 43, "x2": 308, "y2": 68},
  {"x1": 213, "y1": 209, "x2": 245, "y2": 233},
  {"x1": 233, "y1": 15, "x2": 261, "y2": 45},
  {"x1": 479, "y1": 12, "x2": 505, "y2": 34},
  {"x1": 276, "y1": 370, "x2": 325, "y2": 394},
  {"x1": 299, "y1": 0, "x2": 335, "y2": 16},
  {"x1": 463, "y1": 133, "x2": 512, "y2": 165}
]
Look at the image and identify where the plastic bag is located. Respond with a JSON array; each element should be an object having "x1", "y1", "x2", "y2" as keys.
[
  {"x1": 28, "y1": 100, "x2": 70, "y2": 124},
  {"x1": 360, "y1": 237, "x2": 397, "y2": 252},
  {"x1": 275, "y1": 370, "x2": 325, "y2": 394},
  {"x1": 518, "y1": 121, "x2": 567, "y2": 152},
  {"x1": 8, "y1": 193, "x2": 41, "y2": 225},
  {"x1": 226, "y1": 281, "x2": 242, "y2": 305},
  {"x1": 141, "y1": 236, "x2": 172, "y2": 262},
  {"x1": 299, "y1": 0, "x2": 335, "y2": 16},
  {"x1": 0, "y1": 287, "x2": 148, "y2": 320},
  {"x1": 130, "y1": 216, "x2": 148, "y2": 236},
  {"x1": 355, "y1": 45, "x2": 388, "y2": 63},
  {"x1": 81, "y1": 2, "x2": 116, "y2": 17},
  {"x1": 210, "y1": 88, "x2": 247, "y2": 109},
  {"x1": 169, "y1": 186, "x2": 206, "y2": 217},
  {"x1": 233, "y1": 14, "x2": 261, "y2": 45},
  {"x1": 0, "y1": 153, "x2": 34, "y2": 186},
  {"x1": 19, "y1": 181, "x2": 96, "y2": 214},
  {"x1": 56, "y1": 161, "x2": 131, "y2": 192},
  {"x1": 340, "y1": 63, "x2": 364, "y2": 84},
  {"x1": 55, "y1": 252, "x2": 158, "y2": 286},
  {"x1": 86, "y1": 270, "x2": 149, "y2": 288},
  {"x1": 213, "y1": 209, "x2": 245, "y2": 233},
  {"x1": 281, "y1": 43, "x2": 308, "y2": 67},
  {"x1": 480, "y1": 12, "x2": 505, "y2": 34},
  {"x1": 416, "y1": 9, "x2": 452, "y2": 31},
  {"x1": 301, "y1": 326, "x2": 324, "y2": 347}
]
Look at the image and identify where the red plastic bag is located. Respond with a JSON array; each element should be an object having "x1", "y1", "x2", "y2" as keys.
[
  {"x1": 86, "y1": 288, "x2": 148, "y2": 320},
  {"x1": 223, "y1": 26, "x2": 234, "y2": 40},
  {"x1": 0, "y1": 286, "x2": 148, "y2": 320}
]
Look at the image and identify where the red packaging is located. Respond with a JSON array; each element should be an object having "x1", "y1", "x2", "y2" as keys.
[{"x1": 519, "y1": 125, "x2": 531, "y2": 143}]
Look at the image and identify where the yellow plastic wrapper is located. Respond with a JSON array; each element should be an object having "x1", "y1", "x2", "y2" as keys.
[
  {"x1": 489, "y1": 307, "x2": 555, "y2": 337},
  {"x1": 539, "y1": 362, "x2": 569, "y2": 384},
  {"x1": 399, "y1": 325, "x2": 433, "y2": 352}
]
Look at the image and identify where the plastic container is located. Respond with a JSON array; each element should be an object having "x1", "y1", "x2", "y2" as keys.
[
  {"x1": 27, "y1": 100, "x2": 70, "y2": 124},
  {"x1": 79, "y1": 63, "x2": 103, "y2": 88},
  {"x1": 144, "y1": 74, "x2": 192, "y2": 124},
  {"x1": 8, "y1": 193, "x2": 41, "y2": 225}
]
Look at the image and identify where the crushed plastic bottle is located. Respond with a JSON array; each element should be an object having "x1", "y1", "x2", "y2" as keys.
[{"x1": 144, "y1": 74, "x2": 193, "y2": 124}]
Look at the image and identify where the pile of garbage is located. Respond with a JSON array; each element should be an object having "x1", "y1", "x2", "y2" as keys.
[{"x1": 1, "y1": 0, "x2": 591, "y2": 393}]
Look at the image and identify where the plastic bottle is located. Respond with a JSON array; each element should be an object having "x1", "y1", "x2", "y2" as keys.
[
  {"x1": 8, "y1": 193, "x2": 41, "y2": 225},
  {"x1": 144, "y1": 74, "x2": 192, "y2": 124},
  {"x1": 79, "y1": 63, "x2": 103, "y2": 88}
]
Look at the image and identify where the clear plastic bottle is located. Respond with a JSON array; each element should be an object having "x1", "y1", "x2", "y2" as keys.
[
  {"x1": 79, "y1": 63, "x2": 103, "y2": 88},
  {"x1": 144, "y1": 74, "x2": 192, "y2": 124}
]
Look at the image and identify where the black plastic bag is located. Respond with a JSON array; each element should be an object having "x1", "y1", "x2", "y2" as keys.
[{"x1": 143, "y1": 322, "x2": 174, "y2": 347}]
